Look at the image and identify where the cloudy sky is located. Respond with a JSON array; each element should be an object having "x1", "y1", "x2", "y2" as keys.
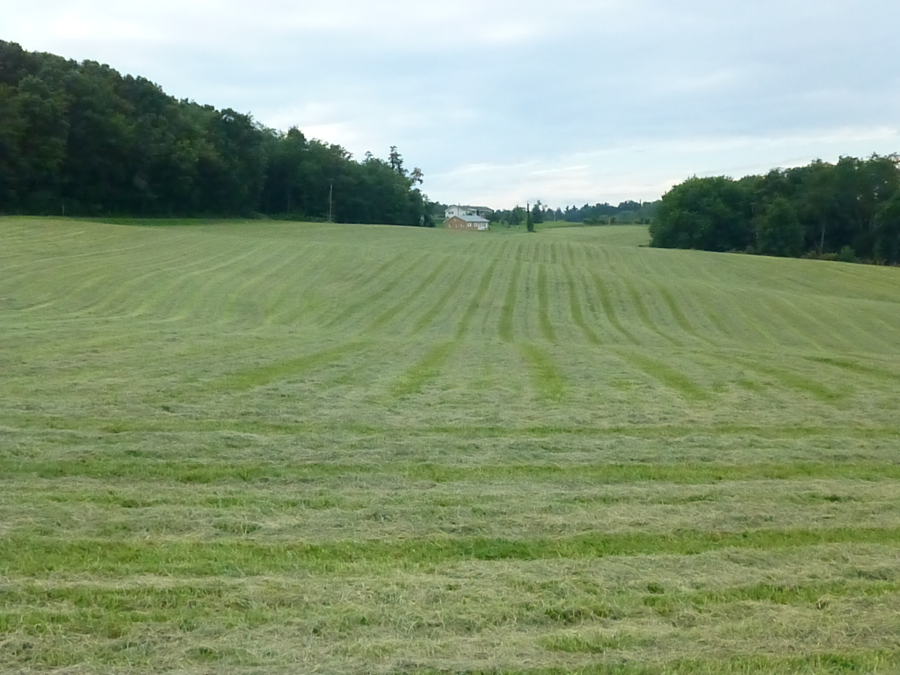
[{"x1": 6, "y1": 0, "x2": 900, "y2": 208}]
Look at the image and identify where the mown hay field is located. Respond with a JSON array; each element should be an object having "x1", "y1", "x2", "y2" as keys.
[{"x1": 1, "y1": 217, "x2": 900, "y2": 674}]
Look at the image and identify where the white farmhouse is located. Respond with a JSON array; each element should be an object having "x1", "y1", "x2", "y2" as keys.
[{"x1": 444, "y1": 205, "x2": 494, "y2": 219}]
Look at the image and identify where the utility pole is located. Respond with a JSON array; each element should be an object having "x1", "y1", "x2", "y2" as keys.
[{"x1": 328, "y1": 180, "x2": 334, "y2": 223}]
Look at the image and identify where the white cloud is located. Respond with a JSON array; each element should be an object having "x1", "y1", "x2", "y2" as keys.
[
  {"x1": 427, "y1": 126, "x2": 900, "y2": 207},
  {"x1": 4, "y1": 0, "x2": 900, "y2": 208}
]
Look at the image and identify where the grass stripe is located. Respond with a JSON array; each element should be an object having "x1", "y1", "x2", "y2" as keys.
[
  {"x1": 694, "y1": 284, "x2": 742, "y2": 340},
  {"x1": 412, "y1": 258, "x2": 475, "y2": 334},
  {"x1": 430, "y1": 651, "x2": 900, "y2": 675},
  {"x1": 688, "y1": 578, "x2": 900, "y2": 607},
  {"x1": 735, "y1": 358, "x2": 847, "y2": 402},
  {"x1": 615, "y1": 350, "x2": 709, "y2": 401},
  {"x1": 1, "y1": 414, "x2": 896, "y2": 439},
  {"x1": 753, "y1": 292, "x2": 831, "y2": 351},
  {"x1": 778, "y1": 294, "x2": 862, "y2": 352},
  {"x1": 549, "y1": 242, "x2": 559, "y2": 265},
  {"x1": 457, "y1": 263, "x2": 496, "y2": 338},
  {"x1": 564, "y1": 267, "x2": 601, "y2": 345},
  {"x1": 7, "y1": 459, "x2": 900, "y2": 485},
  {"x1": 2, "y1": 577, "x2": 898, "y2": 614},
  {"x1": 657, "y1": 285, "x2": 718, "y2": 346},
  {"x1": 591, "y1": 273, "x2": 639, "y2": 344},
  {"x1": 537, "y1": 265, "x2": 555, "y2": 342},
  {"x1": 520, "y1": 343, "x2": 565, "y2": 401},
  {"x1": 499, "y1": 258, "x2": 523, "y2": 343},
  {"x1": 4, "y1": 528, "x2": 900, "y2": 576},
  {"x1": 391, "y1": 341, "x2": 457, "y2": 397},
  {"x1": 217, "y1": 341, "x2": 365, "y2": 390},
  {"x1": 324, "y1": 252, "x2": 414, "y2": 327},
  {"x1": 368, "y1": 255, "x2": 452, "y2": 331},
  {"x1": 621, "y1": 279, "x2": 682, "y2": 346},
  {"x1": 804, "y1": 355, "x2": 900, "y2": 382},
  {"x1": 261, "y1": 245, "x2": 334, "y2": 325}
]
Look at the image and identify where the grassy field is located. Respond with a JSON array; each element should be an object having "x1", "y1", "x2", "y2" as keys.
[{"x1": 1, "y1": 217, "x2": 900, "y2": 674}]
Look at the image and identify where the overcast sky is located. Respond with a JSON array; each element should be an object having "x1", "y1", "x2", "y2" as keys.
[{"x1": 6, "y1": 0, "x2": 900, "y2": 208}]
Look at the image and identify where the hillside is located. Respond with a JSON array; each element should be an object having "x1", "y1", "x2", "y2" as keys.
[
  {"x1": 2, "y1": 218, "x2": 900, "y2": 674},
  {"x1": 0, "y1": 40, "x2": 429, "y2": 223}
]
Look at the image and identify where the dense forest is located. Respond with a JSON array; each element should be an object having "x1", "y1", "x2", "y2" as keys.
[
  {"x1": 650, "y1": 156, "x2": 900, "y2": 264},
  {"x1": 0, "y1": 40, "x2": 432, "y2": 225}
]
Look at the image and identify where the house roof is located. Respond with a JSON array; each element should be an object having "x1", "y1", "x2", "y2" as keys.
[
  {"x1": 448, "y1": 215, "x2": 489, "y2": 223},
  {"x1": 446, "y1": 204, "x2": 493, "y2": 212}
]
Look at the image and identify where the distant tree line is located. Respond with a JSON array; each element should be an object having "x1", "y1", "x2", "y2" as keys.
[
  {"x1": 555, "y1": 200, "x2": 659, "y2": 225},
  {"x1": 0, "y1": 40, "x2": 433, "y2": 225},
  {"x1": 650, "y1": 156, "x2": 900, "y2": 264},
  {"x1": 484, "y1": 200, "x2": 660, "y2": 227}
]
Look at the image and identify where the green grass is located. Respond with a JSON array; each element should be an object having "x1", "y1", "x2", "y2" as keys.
[
  {"x1": 1, "y1": 217, "x2": 900, "y2": 674},
  {"x1": 5, "y1": 528, "x2": 900, "y2": 576}
]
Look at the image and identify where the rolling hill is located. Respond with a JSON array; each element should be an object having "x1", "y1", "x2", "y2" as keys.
[{"x1": 2, "y1": 217, "x2": 899, "y2": 674}]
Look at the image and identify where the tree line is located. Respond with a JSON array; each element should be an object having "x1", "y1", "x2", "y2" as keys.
[
  {"x1": 650, "y1": 156, "x2": 900, "y2": 264},
  {"x1": 485, "y1": 200, "x2": 660, "y2": 227},
  {"x1": 0, "y1": 40, "x2": 433, "y2": 225}
]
